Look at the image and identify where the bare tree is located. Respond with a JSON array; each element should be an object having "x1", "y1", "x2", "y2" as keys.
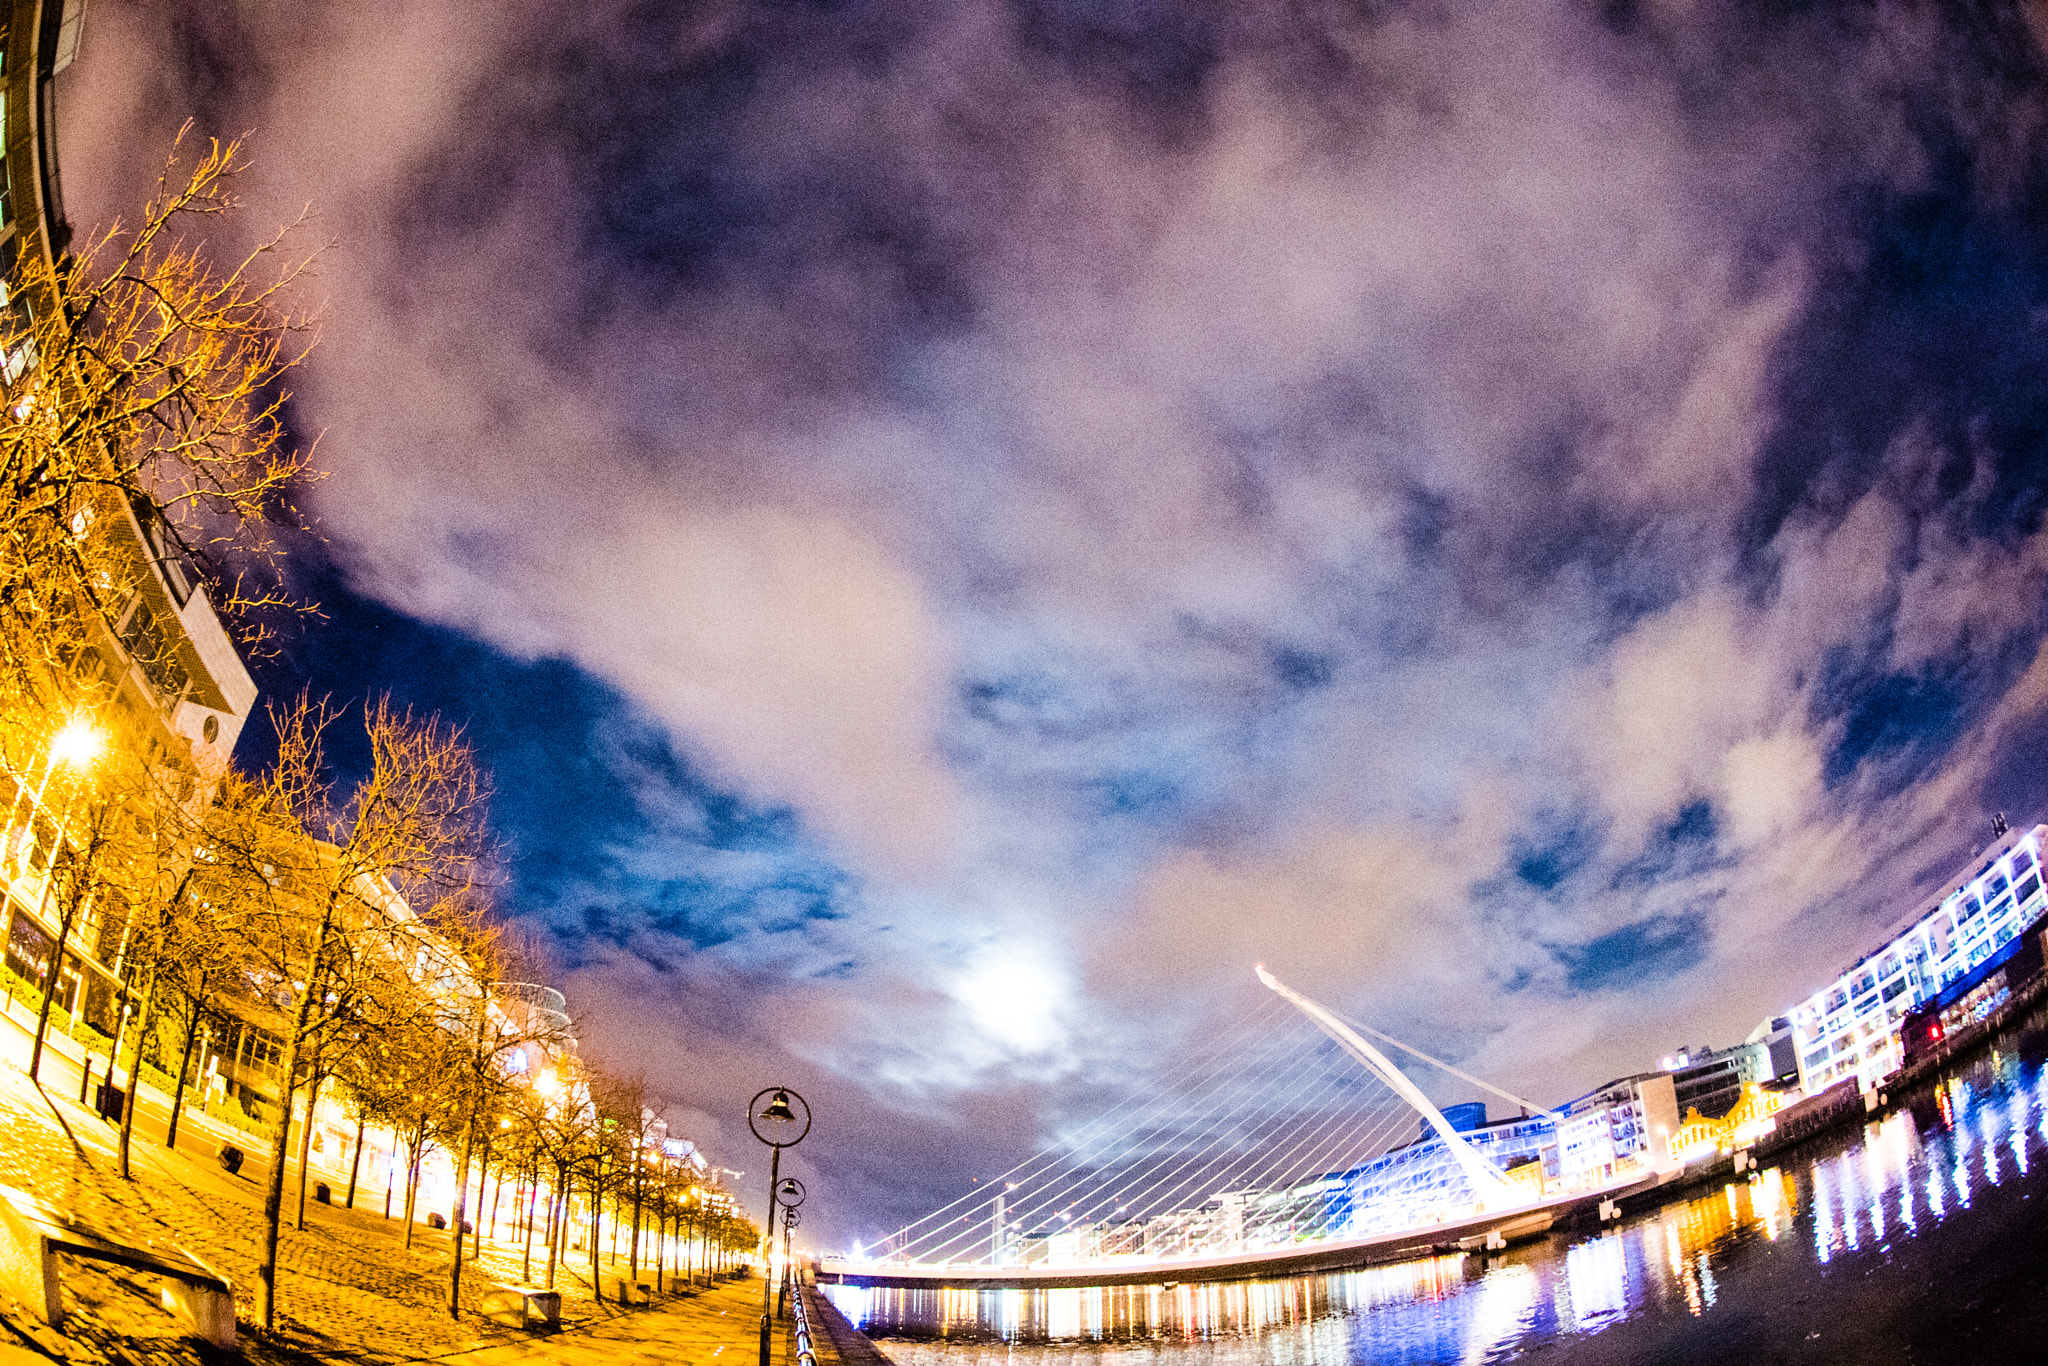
[
  {"x1": 157, "y1": 775, "x2": 274, "y2": 1151},
  {"x1": 436, "y1": 903, "x2": 570, "y2": 1316},
  {"x1": 104, "y1": 751, "x2": 220, "y2": 1178},
  {"x1": 517, "y1": 1063, "x2": 607, "y2": 1293},
  {"x1": 579, "y1": 1069, "x2": 644, "y2": 1297},
  {"x1": 18, "y1": 715, "x2": 148, "y2": 1086},
  {"x1": 0, "y1": 129, "x2": 314, "y2": 714},
  {"x1": 230, "y1": 693, "x2": 488, "y2": 1331},
  {"x1": 48, "y1": 726, "x2": 289, "y2": 1182},
  {"x1": 381, "y1": 1007, "x2": 469, "y2": 1246},
  {"x1": 622, "y1": 1087, "x2": 661, "y2": 1282}
]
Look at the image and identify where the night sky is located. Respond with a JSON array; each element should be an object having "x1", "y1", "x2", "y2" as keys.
[{"x1": 59, "y1": 1, "x2": 2048, "y2": 1247}]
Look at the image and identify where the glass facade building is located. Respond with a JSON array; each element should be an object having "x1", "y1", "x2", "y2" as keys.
[
  {"x1": 1791, "y1": 824, "x2": 2048, "y2": 1095},
  {"x1": 1325, "y1": 1108, "x2": 1561, "y2": 1235}
]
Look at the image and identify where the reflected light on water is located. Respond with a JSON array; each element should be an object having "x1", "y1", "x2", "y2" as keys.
[
  {"x1": 1812, "y1": 1160, "x2": 1835, "y2": 1263},
  {"x1": 1563, "y1": 1233, "x2": 1627, "y2": 1329},
  {"x1": 1750, "y1": 1167, "x2": 1788, "y2": 1241},
  {"x1": 836, "y1": 1038, "x2": 2048, "y2": 1366},
  {"x1": 1457, "y1": 1264, "x2": 1537, "y2": 1366},
  {"x1": 2011, "y1": 1094, "x2": 2030, "y2": 1176}
]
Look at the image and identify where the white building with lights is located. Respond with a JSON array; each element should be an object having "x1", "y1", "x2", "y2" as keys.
[{"x1": 1790, "y1": 822, "x2": 2048, "y2": 1095}]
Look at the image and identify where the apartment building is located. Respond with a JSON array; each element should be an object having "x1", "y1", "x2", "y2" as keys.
[
  {"x1": 1790, "y1": 823, "x2": 2048, "y2": 1094},
  {"x1": 0, "y1": 0, "x2": 260, "y2": 1063}
]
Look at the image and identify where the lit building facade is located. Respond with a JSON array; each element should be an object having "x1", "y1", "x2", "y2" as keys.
[
  {"x1": 1555, "y1": 1073, "x2": 1679, "y2": 1184},
  {"x1": 1790, "y1": 823, "x2": 2048, "y2": 1095},
  {"x1": 3, "y1": 2, "x2": 87, "y2": 375},
  {"x1": 1, "y1": 0, "x2": 260, "y2": 1058},
  {"x1": 1326, "y1": 1105, "x2": 1560, "y2": 1234}
]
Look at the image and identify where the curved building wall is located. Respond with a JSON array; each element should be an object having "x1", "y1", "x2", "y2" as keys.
[{"x1": 0, "y1": 0, "x2": 267, "y2": 1081}]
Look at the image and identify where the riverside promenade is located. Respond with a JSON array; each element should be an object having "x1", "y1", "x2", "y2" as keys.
[
  {"x1": 409, "y1": 1278, "x2": 806, "y2": 1366},
  {"x1": 0, "y1": 1006, "x2": 807, "y2": 1366}
]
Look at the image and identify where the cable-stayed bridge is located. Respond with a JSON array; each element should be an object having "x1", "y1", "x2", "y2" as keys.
[{"x1": 821, "y1": 967, "x2": 1674, "y2": 1290}]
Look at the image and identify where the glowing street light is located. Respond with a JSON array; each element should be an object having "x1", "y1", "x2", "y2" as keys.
[
  {"x1": 48, "y1": 717, "x2": 104, "y2": 770},
  {"x1": 773, "y1": 1177, "x2": 806, "y2": 1319},
  {"x1": 748, "y1": 1086, "x2": 811, "y2": 1366},
  {"x1": 24, "y1": 714, "x2": 108, "y2": 1084}
]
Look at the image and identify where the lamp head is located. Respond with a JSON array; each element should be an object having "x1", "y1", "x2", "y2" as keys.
[{"x1": 747, "y1": 1084, "x2": 810, "y2": 1147}]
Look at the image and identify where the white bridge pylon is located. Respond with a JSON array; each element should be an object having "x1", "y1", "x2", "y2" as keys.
[
  {"x1": 1255, "y1": 964, "x2": 1528, "y2": 1210},
  {"x1": 854, "y1": 970, "x2": 1571, "y2": 1273}
]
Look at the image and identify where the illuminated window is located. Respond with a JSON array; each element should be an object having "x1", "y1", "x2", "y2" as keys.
[
  {"x1": 117, "y1": 599, "x2": 191, "y2": 702},
  {"x1": 132, "y1": 499, "x2": 195, "y2": 607}
]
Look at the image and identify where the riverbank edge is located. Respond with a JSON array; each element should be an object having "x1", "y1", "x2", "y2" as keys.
[
  {"x1": 804, "y1": 1281, "x2": 897, "y2": 1365},
  {"x1": 1589, "y1": 981, "x2": 2048, "y2": 1230},
  {"x1": 825, "y1": 977, "x2": 2048, "y2": 1306}
]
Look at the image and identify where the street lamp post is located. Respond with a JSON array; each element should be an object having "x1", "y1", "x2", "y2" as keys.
[
  {"x1": 748, "y1": 1086, "x2": 810, "y2": 1366},
  {"x1": 774, "y1": 1178, "x2": 806, "y2": 1320},
  {"x1": 25, "y1": 716, "x2": 105, "y2": 1084},
  {"x1": 779, "y1": 1206, "x2": 803, "y2": 1319}
]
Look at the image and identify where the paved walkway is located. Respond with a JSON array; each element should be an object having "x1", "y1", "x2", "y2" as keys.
[
  {"x1": 0, "y1": 1003, "x2": 783, "y2": 1366},
  {"x1": 0, "y1": 992, "x2": 396, "y2": 1215},
  {"x1": 413, "y1": 1276, "x2": 798, "y2": 1366}
]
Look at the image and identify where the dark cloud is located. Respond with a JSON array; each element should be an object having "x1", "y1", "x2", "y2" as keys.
[{"x1": 57, "y1": 0, "x2": 2048, "y2": 1245}]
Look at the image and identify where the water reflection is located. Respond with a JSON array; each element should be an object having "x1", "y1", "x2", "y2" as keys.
[{"x1": 831, "y1": 1033, "x2": 2048, "y2": 1365}]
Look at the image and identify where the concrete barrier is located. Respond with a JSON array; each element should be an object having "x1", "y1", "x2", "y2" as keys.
[
  {"x1": 482, "y1": 1283, "x2": 561, "y2": 1329},
  {"x1": 0, "y1": 1186, "x2": 235, "y2": 1350}
]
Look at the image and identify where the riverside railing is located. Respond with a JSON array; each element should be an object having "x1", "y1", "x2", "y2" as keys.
[{"x1": 792, "y1": 1276, "x2": 819, "y2": 1366}]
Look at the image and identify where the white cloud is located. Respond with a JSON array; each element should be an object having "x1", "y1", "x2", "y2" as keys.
[{"x1": 55, "y1": 0, "x2": 2048, "y2": 1238}]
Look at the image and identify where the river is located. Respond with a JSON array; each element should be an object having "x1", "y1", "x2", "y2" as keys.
[{"x1": 824, "y1": 1008, "x2": 2048, "y2": 1363}]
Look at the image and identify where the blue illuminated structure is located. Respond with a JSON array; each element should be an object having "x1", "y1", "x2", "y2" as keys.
[
  {"x1": 1790, "y1": 824, "x2": 2048, "y2": 1094},
  {"x1": 1324, "y1": 1106, "x2": 1559, "y2": 1235}
]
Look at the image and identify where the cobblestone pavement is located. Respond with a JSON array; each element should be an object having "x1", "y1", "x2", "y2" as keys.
[
  {"x1": 0, "y1": 1048, "x2": 773, "y2": 1366},
  {"x1": 415, "y1": 1276, "x2": 802, "y2": 1366}
]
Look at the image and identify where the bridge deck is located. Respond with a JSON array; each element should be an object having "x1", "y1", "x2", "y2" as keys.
[{"x1": 821, "y1": 1174, "x2": 1671, "y2": 1291}]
